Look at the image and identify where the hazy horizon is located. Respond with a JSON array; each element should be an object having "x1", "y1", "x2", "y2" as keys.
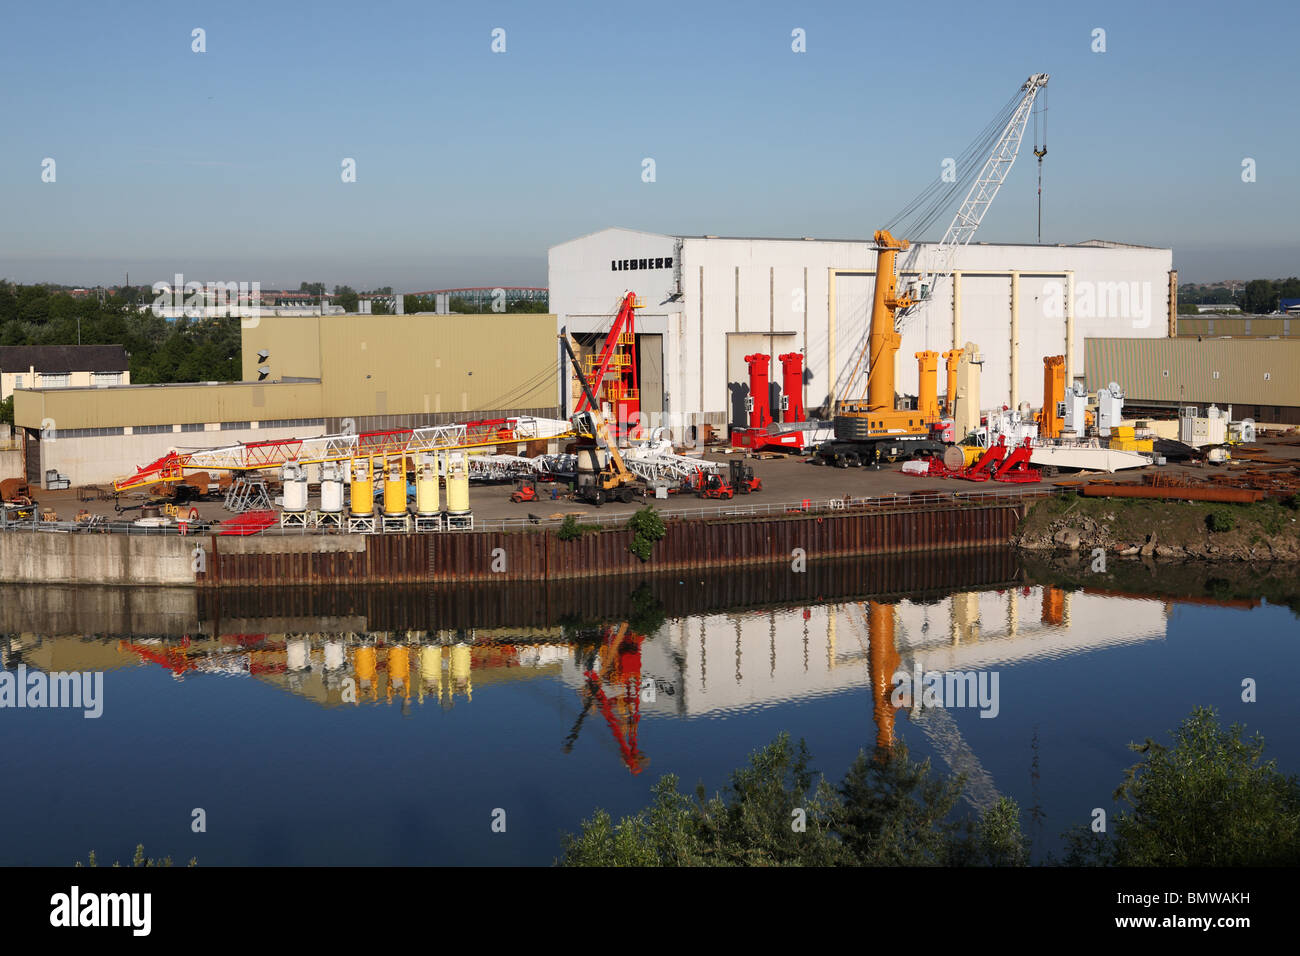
[{"x1": 3, "y1": 0, "x2": 1296, "y2": 289}]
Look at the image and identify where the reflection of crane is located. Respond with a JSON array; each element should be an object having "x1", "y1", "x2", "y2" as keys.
[
  {"x1": 565, "y1": 623, "x2": 649, "y2": 774},
  {"x1": 904, "y1": 689, "x2": 1001, "y2": 813},
  {"x1": 842, "y1": 601, "x2": 903, "y2": 762},
  {"x1": 844, "y1": 601, "x2": 1001, "y2": 810},
  {"x1": 118, "y1": 639, "x2": 199, "y2": 679}
]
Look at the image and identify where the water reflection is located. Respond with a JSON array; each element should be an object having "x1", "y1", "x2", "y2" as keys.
[
  {"x1": 3, "y1": 573, "x2": 1217, "y2": 790},
  {"x1": 3, "y1": 554, "x2": 1289, "y2": 866}
]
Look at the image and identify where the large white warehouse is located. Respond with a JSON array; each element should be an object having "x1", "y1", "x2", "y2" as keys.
[{"x1": 549, "y1": 227, "x2": 1175, "y2": 433}]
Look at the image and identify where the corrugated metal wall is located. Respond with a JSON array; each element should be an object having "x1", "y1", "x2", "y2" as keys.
[
  {"x1": 1085, "y1": 337, "x2": 1300, "y2": 407},
  {"x1": 314, "y1": 313, "x2": 558, "y2": 419},
  {"x1": 14, "y1": 381, "x2": 326, "y2": 430}
]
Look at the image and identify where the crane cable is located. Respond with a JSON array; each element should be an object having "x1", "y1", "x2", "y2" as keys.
[
  {"x1": 883, "y1": 88, "x2": 1023, "y2": 242},
  {"x1": 1033, "y1": 86, "x2": 1048, "y2": 243}
]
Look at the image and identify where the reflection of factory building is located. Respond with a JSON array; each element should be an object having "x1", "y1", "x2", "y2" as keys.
[
  {"x1": 3, "y1": 585, "x2": 1247, "y2": 785},
  {"x1": 12, "y1": 312, "x2": 560, "y2": 488},
  {"x1": 549, "y1": 228, "x2": 1175, "y2": 430},
  {"x1": 582, "y1": 588, "x2": 1172, "y2": 720}
]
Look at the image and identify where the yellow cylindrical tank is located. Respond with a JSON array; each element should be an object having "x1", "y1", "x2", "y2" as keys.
[
  {"x1": 915, "y1": 350, "x2": 940, "y2": 422},
  {"x1": 445, "y1": 453, "x2": 470, "y2": 515},
  {"x1": 962, "y1": 445, "x2": 984, "y2": 467},
  {"x1": 387, "y1": 644, "x2": 410, "y2": 701},
  {"x1": 350, "y1": 458, "x2": 374, "y2": 516},
  {"x1": 354, "y1": 644, "x2": 377, "y2": 702},
  {"x1": 416, "y1": 457, "x2": 440, "y2": 515},
  {"x1": 383, "y1": 458, "x2": 407, "y2": 516},
  {"x1": 419, "y1": 644, "x2": 443, "y2": 703},
  {"x1": 450, "y1": 643, "x2": 472, "y2": 700}
]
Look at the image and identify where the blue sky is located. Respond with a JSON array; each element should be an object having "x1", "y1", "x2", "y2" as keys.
[{"x1": 1, "y1": 0, "x2": 1295, "y2": 287}]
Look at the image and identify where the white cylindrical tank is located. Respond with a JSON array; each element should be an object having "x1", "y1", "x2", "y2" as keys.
[
  {"x1": 350, "y1": 458, "x2": 374, "y2": 516},
  {"x1": 320, "y1": 462, "x2": 344, "y2": 514},
  {"x1": 576, "y1": 448, "x2": 608, "y2": 474},
  {"x1": 416, "y1": 455, "x2": 441, "y2": 515},
  {"x1": 324, "y1": 639, "x2": 345, "y2": 672},
  {"x1": 445, "y1": 453, "x2": 470, "y2": 514},
  {"x1": 286, "y1": 637, "x2": 309, "y2": 672},
  {"x1": 282, "y1": 463, "x2": 308, "y2": 512}
]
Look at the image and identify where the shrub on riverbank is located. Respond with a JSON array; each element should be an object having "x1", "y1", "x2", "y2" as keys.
[
  {"x1": 77, "y1": 844, "x2": 197, "y2": 867},
  {"x1": 627, "y1": 505, "x2": 666, "y2": 562},
  {"x1": 559, "y1": 708, "x2": 1298, "y2": 867}
]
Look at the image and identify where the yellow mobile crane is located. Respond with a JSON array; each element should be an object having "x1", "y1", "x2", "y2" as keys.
[
  {"x1": 814, "y1": 74, "x2": 1049, "y2": 467},
  {"x1": 560, "y1": 333, "x2": 643, "y2": 506}
]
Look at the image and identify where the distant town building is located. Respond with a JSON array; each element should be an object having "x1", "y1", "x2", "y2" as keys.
[{"x1": 1, "y1": 345, "x2": 130, "y2": 401}]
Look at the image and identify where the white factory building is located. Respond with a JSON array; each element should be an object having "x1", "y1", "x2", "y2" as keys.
[{"x1": 549, "y1": 227, "x2": 1175, "y2": 433}]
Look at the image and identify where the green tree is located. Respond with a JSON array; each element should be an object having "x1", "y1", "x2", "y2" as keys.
[
  {"x1": 1107, "y1": 707, "x2": 1300, "y2": 866},
  {"x1": 837, "y1": 742, "x2": 967, "y2": 865},
  {"x1": 561, "y1": 734, "x2": 847, "y2": 866},
  {"x1": 1241, "y1": 279, "x2": 1277, "y2": 314},
  {"x1": 333, "y1": 285, "x2": 359, "y2": 313},
  {"x1": 507, "y1": 299, "x2": 549, "y2": 313}
]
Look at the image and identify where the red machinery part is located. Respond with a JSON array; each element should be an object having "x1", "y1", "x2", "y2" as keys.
[
  {"x1": 778, "y1": 352, "x2": 804, "y2": 423},
  {"x1": 744, "y1": 353, "x2": 772, "y2": 429}
]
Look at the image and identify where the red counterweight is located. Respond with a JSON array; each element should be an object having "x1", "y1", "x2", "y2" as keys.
[
  {"x1": 744, "y1": 353, "x2": 772, "y2": 429},
  {"x1": 778, "y1": 352, "x2": 804, "y2": 423}
]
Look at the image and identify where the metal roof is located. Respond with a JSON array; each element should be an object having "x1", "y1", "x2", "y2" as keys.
[{"x1": 0, "y1": 344, "x2": 129, "y2": 374}]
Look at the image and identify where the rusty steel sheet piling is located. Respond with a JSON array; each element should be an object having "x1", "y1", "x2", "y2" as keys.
[{"x1": 196, "y1": 500, "x2": 1026, "y2": 588}]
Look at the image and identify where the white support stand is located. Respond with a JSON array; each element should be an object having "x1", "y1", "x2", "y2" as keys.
[
  {"x1": 414, "y1": 513, "x2": 443, "y2": 533},
  {"x1": 225, "y1": 476, "x2": 273, "y2": 513},
  {"x1": 280, "y1": 510, "x2": 309, "y2": 529},
  {"x1": 314, "y1": 510, "x2": 344, "y2": 530},
  {"x1": 348, "y1": 513, "x2": 378, "y2": 534},
  {"x1": 444, "y1": 512, "x2": 474, "y2": 531},
  {"x1": 382, "y1": 513, "x2": 412, "y2": 533}
]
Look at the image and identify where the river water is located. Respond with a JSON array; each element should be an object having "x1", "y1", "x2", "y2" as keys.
[{"x1": 1, "y1": 553, "x2": 1296, "y2": 865}]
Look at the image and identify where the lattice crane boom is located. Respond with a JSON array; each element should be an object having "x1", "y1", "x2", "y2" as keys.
[
  {"x1": 111, "y1": 416, "x2": 574, "y2": 491},
  {"x1": 898, "y1": 73, "x2": 1049, "y2": 331}
]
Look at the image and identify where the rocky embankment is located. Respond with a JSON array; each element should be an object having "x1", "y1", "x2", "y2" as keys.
[{"x1": 1014, "y1": 494, "x2": 1300, "y2": 562}]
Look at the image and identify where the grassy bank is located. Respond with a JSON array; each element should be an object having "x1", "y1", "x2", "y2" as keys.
[
  {"x1": 1014, "y1": 494, "x2": 1300, "y2": 562},
  {"x1": 1020, "y1": 553, "x2": 1300, "y2": 615}
]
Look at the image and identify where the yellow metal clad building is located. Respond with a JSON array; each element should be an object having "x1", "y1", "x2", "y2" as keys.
[
  {"x1": 11, "y1": 312, "x2": 560, "y2": 487},
  {"x1": 1085, "y1": 337, "x2": 1300, "y2": 424}
]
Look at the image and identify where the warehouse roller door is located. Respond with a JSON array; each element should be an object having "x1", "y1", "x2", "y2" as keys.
[
  {"x1": 637, "y1": 333, "x2": 663, "y2": 423},
  {"x1": 726, "y1": 333, "x2": 795, "y2": 430}
]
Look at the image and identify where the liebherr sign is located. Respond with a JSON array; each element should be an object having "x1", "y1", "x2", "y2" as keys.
[{"x1": 611, "y1": 257, "x2": 673, "y2": 271}]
